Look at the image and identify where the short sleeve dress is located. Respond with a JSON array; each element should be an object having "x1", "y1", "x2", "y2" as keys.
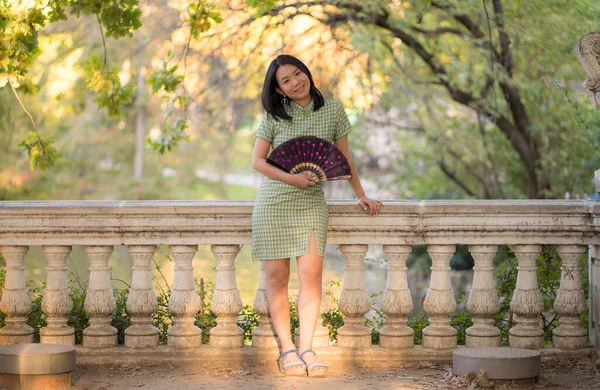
[{"x1": 252, "y1": 99, "x2": 352, "y2": 261}]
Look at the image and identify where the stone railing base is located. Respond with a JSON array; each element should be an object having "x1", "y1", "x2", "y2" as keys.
[{"x1": 74, "y1": 345, "x2": 596, "y2": 369}]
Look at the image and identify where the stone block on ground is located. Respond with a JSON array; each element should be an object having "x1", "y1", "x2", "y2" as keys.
[
  {"x1": 453, "y1": 347, "x2": 540, "y2": 380},
  {"x1": 0, "y1": 343, "x2": 76, "y2": 389}
]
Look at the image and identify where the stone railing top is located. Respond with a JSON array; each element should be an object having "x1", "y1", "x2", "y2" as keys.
[{"x1": 0, "y1": 200, "x2": 599, "y2": 245}]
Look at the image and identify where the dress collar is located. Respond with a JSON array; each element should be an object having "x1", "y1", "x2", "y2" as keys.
[{"x1": 288, "y1": 98, "x2": 314, "y2": 115}]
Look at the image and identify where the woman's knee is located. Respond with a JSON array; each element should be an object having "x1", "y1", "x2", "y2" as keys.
[
  {"x1": 301, "y1": 274, "x2": 322, "y2": 288},
  {"x1": 264, "y1": 259, "x2": 290, "y2": 288},
  {"x1": 267, "y1": 273, "x2": 290, "y2": 289},
  {"x1": 298, "y1": 263, "x2": 323, "y2": 287}
]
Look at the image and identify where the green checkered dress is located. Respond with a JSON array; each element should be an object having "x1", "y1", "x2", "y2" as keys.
[{"x1": 252, "y1": 99, "x2": 353, "y2": 261}]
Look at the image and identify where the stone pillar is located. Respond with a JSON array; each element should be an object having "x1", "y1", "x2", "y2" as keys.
[
  {"x1": 337, "y1": 244, "x2": 371, "y2": 348},
  {"x1": 591, "y1": 244, "x2": 600, "y2": 347},
  {"x1": 40, "y1": 246, "x2": 75, "y2": 345},
  {"x1": 125, "y1": 245, "x2": 159, "y2": 348},
  {"x1": 380, "y1": 245, "x2": 414, "y2": 349},
  {"x1": 167, "y1": 245, "x2": 202, "y2": 348},
  {"x1": 210, "y1": 245, "x2": 244, "y2": 348},
  {"x1": 0, "y1": 246, "x2": 33, "y2": 345},
  {"x1": 553, "y1": 245, "x2": 588, "y2": 349},
  {"x1": 83, "y1": 246, "x2": 118, "y2": 348},
  {"x1": 509, "y1": 245, "x2": 544, "y2": 349},
  {"x1": 314, "y1": 290, "x2": 330, "y2": 347},
  {"x1": 251, "y1": 262, "x2": 278, "y2": 348},
  {"x1": 466, "y1": 245, "x2": 501, "y2": 347},
  {"x1": 422, "y1": 245, "x2": 457, "y2": 349}
]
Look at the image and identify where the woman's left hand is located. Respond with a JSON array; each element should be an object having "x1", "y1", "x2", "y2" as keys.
[{"x1": 358, "y1": 195, "x2": 383, "y2": 216}]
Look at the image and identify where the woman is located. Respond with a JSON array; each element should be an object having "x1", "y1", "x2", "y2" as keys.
[{"x1": 251, "y1": 54, "x2": 383, "y2": 377}]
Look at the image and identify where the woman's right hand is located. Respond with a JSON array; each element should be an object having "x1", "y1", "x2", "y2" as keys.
[{"x1": 286, "y1": 173, "x2": 317, "y2": 188}]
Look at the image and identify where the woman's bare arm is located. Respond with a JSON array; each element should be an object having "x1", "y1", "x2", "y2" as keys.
[
  {"x1": 252, "y1": 138, "x2": 316, "y2": 188},
  {"x1": 335, "y1": 136, "x2": 383, "y2": 215}
]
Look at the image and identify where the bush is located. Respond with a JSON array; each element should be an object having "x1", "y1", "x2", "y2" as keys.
[
  {"x1": 111, "y1": 288, "x2": 131, "y2": 344},
  {"x1": 68, "y1": 284, "x2": 89, "y2": 344},
  {"x1": 237, "y1": 304, "x2": 259, "y2": 344}
]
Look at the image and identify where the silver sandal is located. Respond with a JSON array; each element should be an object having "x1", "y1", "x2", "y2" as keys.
[
  {"x1": 277, "y1": 349, "x2": 307, "y2": 376},
  {"x1": 299, "y1": 349, "x2": 328, "y2": 378}
]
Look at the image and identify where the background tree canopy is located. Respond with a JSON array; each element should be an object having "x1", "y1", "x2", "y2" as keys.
[{"x1": 1, "y1": 0, "x2": 599, "y2": 201}]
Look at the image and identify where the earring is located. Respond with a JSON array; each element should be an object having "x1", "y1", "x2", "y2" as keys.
[{"x1": 282, "y1": 95, "x2": 289, "y2": 105}]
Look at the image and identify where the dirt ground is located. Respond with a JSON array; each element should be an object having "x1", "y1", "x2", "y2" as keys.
[{"x1": 72, "y1": 352, "x2": 600, "y2": 390}]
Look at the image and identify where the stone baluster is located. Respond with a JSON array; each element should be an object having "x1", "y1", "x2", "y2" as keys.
[
  {"x1": 83, "y1": 246, "x2": 118, "y2": 347},
  {"x1": 337, "y1": 244, "x2": 371, "y2": 348},
  {"x1": 509, "y1": 245, "x2": 544, "y2": 349},
  {"x1": 466, "y1": 245, "x2": 501, "y2": 347},
  {"x1": 167, "y1": 245, "x2": 202, "y2": 348},
  {"x1": 422, "y1": 245, "x2": 457, "y2": 349},
  {"x1": 590, "y1": 244, "x2": 600, "y2": 346},
  {"x1": 40, "y1": 246, "x2": 75, "y2": 345},
  {"x1": 125, "y1": 245, "x2": 159, "y2": 348},
  {"x1": 380, "y1": 245, "x2": 414, "y2": 348},
  {"x1": 252, "y1": 262, "x2": 278, "y2": 348},
  {"x1": 210, "y1": 245, "x2": 244, "y2": 347},
  {"x1": 553, "y1": 245, "x2": 588, "y2": 349},
  {"x1": 314, "y1": 290, "x2": 330, "y2": 347},
  {"x1": 0, "y1": 246, "x2": 33, "y2": 345}
]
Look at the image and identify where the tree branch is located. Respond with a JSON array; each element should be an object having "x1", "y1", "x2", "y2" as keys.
[
  {"x1": 445, "y1": 147, "x2": 491, "y2": 198},
  {"x1": 409, "y1": 25, "x2": 465, "y2": 37},
  {"x1": 439, "y1": 158, "x2": 477, "y2": 197},
  {"x1": 96, "y1": 15, "x2": 107, "y2": 71},
  {"x1": 440, "y1": 1, "x2": 533, "y2": 144},
  {"x1": 492, "y1": 0, "x2": 513, "y2": 76},
  {"x1": 8, "y1": 79, "x2": 37, "y2": 132},
  {"x1": 347, "y1": 9, "x2": 542, "y2": 194},
  {"x1": 363, "y1": 2, "x2": 548, "y2": 196},
  {"x1": 434, "y1": 1, "x2": 507, "y2": 72},
  {"x1": 477, "y1": 114, "x2": 506, "y2": 198},
  {"x1": 417, "y1": 100, "x2": 493, "y2": 198}
]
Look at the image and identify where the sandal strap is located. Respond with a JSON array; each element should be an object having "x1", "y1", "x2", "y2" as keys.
[
  {"x1": 279, "y1": 349, "x2": 298, "y2": 360},
  {"x1": 299, "y1": 349, "x2": 316, "y2": 359}
]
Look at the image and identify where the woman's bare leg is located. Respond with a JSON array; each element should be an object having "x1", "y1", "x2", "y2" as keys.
[
  {"x1": 263, "y1": 258, "x2": 298, "y2": 363},
  {"x1": 296, "y1": 232, "x2": 325, "y2": 369}
]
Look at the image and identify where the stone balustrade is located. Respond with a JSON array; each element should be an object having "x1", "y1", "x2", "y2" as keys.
[{"x1": 0, "y1": 200, "x2": 598, "y2": 357}]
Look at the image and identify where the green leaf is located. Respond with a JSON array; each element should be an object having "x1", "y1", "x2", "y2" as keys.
[
  {"x1": 188, "y1": 2, "x2": 223, "y2": 40},
  {"x1": 83, "y1": 54, "x2": 134, "y2": 117},
  {"x1": 147, "y1": 60, "x2": 184, "y2": 94},
  {"x1": 146, "y1": 119, "x2": 190, "y2": 154},
  {"x1": 18, "y1": 131, "x2": 60, "y2": 172},
  {"x1": 245, "y1": 0, "x2": 277, "y2": 16}
]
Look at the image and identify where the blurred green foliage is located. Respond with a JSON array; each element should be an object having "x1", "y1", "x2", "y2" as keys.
[{"x1": 1, "y1": 0, "x2": 598, "y2": 203}]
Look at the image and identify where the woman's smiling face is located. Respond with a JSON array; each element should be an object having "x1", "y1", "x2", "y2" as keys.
[{"x1": 275, "y1": 64, "x2": 311, "y2": 104}]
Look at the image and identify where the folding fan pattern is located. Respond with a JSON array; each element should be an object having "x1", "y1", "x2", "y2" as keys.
[{"x1": 266, "y1": 136, "x2": 352, "y2": 182}]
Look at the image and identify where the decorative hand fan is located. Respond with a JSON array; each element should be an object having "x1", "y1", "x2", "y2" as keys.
[{"x1": 266, "y1": 136, "x2": 352, "y2": 182}]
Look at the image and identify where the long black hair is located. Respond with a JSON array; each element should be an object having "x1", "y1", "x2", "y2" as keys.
[{"x1": 260, "y1": 54, "x2": 324, "y2": 121}]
